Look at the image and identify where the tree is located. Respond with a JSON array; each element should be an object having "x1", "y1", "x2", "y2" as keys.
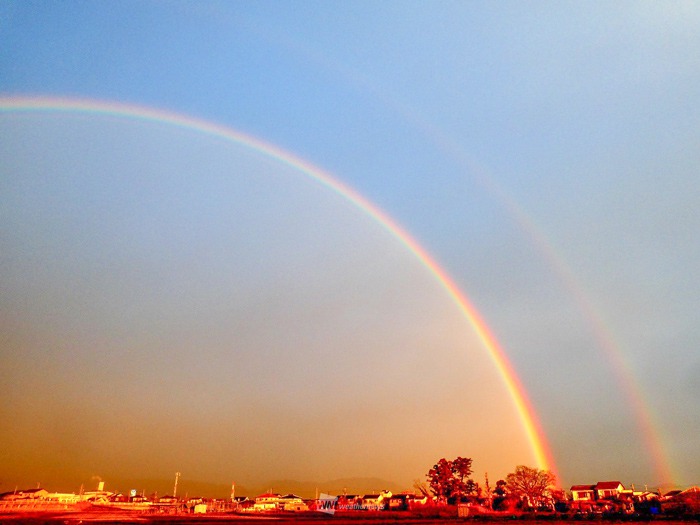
[
  {"x1": 413, "y1": 479, "x2": 431, "y2": 499},
  {"x1": 494, "y1": 479, "x2": 507, "y2": 496},
  {"x1": 492, "y1": 479, "x2": 514, "y2": 511},
  {"x1": 427, "y1": 458, "x2": 454, "y2": 502},
  {"x1": 505, "y1": 465, "x2": 556, "y2": 509},
  {"x1": 426, "y1": 457, "x2": 475, "y2": 503}
]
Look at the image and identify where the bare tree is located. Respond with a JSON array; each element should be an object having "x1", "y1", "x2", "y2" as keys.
[
  {"x1": 413, "y1": 479, "x2": 431, "y2": 498},
  {"x1": 505, "y1": 465, "x2": 556, "y2": 508}
]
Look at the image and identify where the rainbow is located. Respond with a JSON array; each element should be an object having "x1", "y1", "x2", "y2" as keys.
[
  {"x1": 402, "y1": 122, "x2": 677, "y2": 486},
  {"x1": 204, "y1": 40, "x2": 677, "y2": 485},
  {"x1": 0, "y1": 95, "x2": 558, "y2": 477}
]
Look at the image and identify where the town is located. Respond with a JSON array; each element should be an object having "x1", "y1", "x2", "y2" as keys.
[{"x1": 2, "y1": 466, "x2": 699, "y2": 520}]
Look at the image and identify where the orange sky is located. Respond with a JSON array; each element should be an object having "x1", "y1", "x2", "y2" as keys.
[{"x1": 0, "y1": 113, "x2": 535, "y2": 494}]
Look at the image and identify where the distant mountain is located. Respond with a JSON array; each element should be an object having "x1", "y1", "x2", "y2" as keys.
[
  {"x1": 96, "y1": 477, "x2": 238, "y2": 500},
  {"x1": 250, "y1": 477, "x2": 406, "y2": 499}
]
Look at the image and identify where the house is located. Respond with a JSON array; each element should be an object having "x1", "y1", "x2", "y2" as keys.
[
  {"x1": 661, "y1": 490, "x2": 682, "y2": 500},
  {"x1": 253, "y1": 492, "x2": 280, "y2": 511},
  {"x1": 409, "y1": 495, "x2": 429, "y2": 507},
  {"x1": 45, "y1": 492, "x2": 81, "y2": 504},
  {"x1": 387, "y1": 493, "x2": 412, "y2": 510},
  {"x1": 0, "y1": 488, "x2": 49, "y2": 501},
  {"x1": 337, "y1": 494, "x2": 359, "y2": 506},
  {"x1": 278, "y1": 493, "x2": 307, "y2": 511},
  {"x1": 674, "y1": 486, "x2": 700, "y2": 509},
  {"x1": 361, "y1": 490, "x2": 391, "y2": 510},
  {"x1": 571, "y1": 481, "x2": 628, "y2": 504},
  {"x1": 596, "y1": 481, "x2": 625, "y2": 500},
  {"x1": 82, "y1": 485, "x2": 116, "y2": 503},
  {"x1": 236, "y1": 498, "x2": 255, "y2": 511},
  {"x1": 571, "y1": 485, "x2": 596, "y2": 501},
  {"x1": 619, "y1": 488, "x2": 657, "y2": 502},
  {"x1": 361, "y1": 494, "x2": 382, "y2": 507}
]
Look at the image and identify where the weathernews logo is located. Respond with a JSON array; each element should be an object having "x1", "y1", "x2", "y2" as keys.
[
  {"x1": 316, "y1": 494, "x2": 385, "y2": 514},
  {"x1": 317, "y1": 494, "x2": 338, "y2": 515}
]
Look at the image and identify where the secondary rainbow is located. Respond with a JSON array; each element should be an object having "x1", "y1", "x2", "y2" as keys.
[
  {"x1": 0, "y1": 95, "x2": 558, "y2": 477},
  {"x1": 407, "y1": 121, "x2": 676, "y2": 486},
  {"x1": 313, "y1": 61, "x2": 677, "y2": 486}
]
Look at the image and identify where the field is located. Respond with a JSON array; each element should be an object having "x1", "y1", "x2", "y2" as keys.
[{"x1": 1, "y1": 508, "x2": 697, "y2": 525}]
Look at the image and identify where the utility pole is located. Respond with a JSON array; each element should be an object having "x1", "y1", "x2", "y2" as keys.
[{"x1": 174, "y1": 472, "x2": 181, "y2": 499}]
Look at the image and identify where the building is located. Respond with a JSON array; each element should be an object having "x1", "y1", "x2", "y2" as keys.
[
  {"x1": 387, "y1": 493, "x2": 413, "y2": 510},
  {"x1": 570, "y1": 481, "x2": 626, "y2": 502},
  {"x1": 571, "y1": 485, "x2": 596, "y2": 501},
  {"x1": 278, "y1": 493, "x2": 307, "y2": 511},
  {"x1": 253, "y1": 493, "x2": 280, "y2": 511},
  {"x1": 45, "y1": 492, "x2": 81, "y2": 504},
  {"x1": 0, "y1": 488, "x2": 49, "y2": 501},
  {"x1": 596, "y1": 481, "x2": 625, "y2": 500},
  {"x1": 360, "y1": 490, "x2": 391, "y2": 510}
]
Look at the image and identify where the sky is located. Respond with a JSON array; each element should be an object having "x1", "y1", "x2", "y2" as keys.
[{"x1": 1, "y1": 1, "x2": 699, "y2": 494}]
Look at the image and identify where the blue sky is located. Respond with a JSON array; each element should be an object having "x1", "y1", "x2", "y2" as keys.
[{"x1": 1, "y1": 1, "x2": 699, "y2": 492}]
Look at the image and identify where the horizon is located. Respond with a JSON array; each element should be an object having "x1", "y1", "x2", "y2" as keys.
[{"x1": 4, "y1": 471, "x2": 690, "y2": 501}]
